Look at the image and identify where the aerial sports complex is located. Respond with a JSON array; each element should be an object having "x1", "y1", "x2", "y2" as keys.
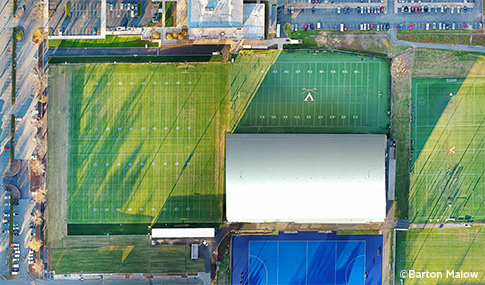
[{"x1": 48, "y1": 50, "x2": 392, "y2": 281}]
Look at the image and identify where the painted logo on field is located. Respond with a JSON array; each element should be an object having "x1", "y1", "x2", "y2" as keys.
[{"x1": 301, "y1": 87, "x2": 318, "y2": 102}]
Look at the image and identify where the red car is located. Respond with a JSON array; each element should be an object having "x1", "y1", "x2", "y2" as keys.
[
  {"x1": 410, "y1": 24, "x2": 413, "y2": 30},
  {"x1": 370, "y1": 23, "x2": 373, "y2": 30},
  {"x1": 462, "y1": 23, "x2": 466, "y2": 30},
  {"x1": 3, "y1": 146, "x2": 9, "y2": 150},
  {"x1": 380, "y1": 6, "x2": 384, "y2": 13},
  {"x1": 411, "y1": 6, "x2": 415, "y2": 12},
  {"x1": 304, "y1": 23, "x2": 308, "y2": 31},
  {"x1": 344, "y1": 24, "x2": 347, "y2": 31}
]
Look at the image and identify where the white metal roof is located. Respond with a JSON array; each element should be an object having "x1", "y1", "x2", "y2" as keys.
[
  {"x1": 151, "y1": 228, "x2": 215, "y2": 238},
  {"x1": 226, "y1": 134, "x2": 387, "y2": 223}
]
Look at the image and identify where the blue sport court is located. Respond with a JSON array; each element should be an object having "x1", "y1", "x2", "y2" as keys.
[{"x1": 231, "y1": 232, "x2": 382, "y2": 285}]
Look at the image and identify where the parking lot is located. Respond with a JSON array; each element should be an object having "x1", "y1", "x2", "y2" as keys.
[
  {"x1": 105, "y1": 1, "x2": 155, "y2": 32},
  {"x1": 49, "y1": 0, "x2": 153, "y2": 37},
  {"x1": 0, "y1": 160, "x2": 39, "y2": 278},
  {"x1": 279, "y1": 0, "x2": 482, "y2": 33}
]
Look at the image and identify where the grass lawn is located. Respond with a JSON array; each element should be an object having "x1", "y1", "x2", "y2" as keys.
[
  {"x1": 396, "y1": 228, "x2": 485, "y2": 285},
  {"x1": 50, "y1": 244, "x2": 204, "y2": 273},
  {"x1": 48, "y1": 35, "x2": 158, "y2": 48},
  {"x1": 164, "y1": 1, "x2": 174, "y2": 27},
  {"x1": 410, "y1": 59, "x2": 485, "y2": 222},
  {"x1": 412, "y1": 50, "x2": 477, "y2": 77},
  {"x1": 235, "y1": 50, "x2": 391, "y2": 134},
  {"x1": 48, "y1": 62, "x2": 230, "y2": 233}
]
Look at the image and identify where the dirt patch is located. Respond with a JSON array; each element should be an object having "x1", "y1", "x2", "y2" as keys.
[
  {"x1": 311, "y1": 32, "x2": 410, "y2": 57},
  {"x1": 46, "y1": 66, "x2": 71, "y2": 243},
  {"x1": 391, "y1": 49, "x2": 415, "y2": 220},
  {"x1": 412, "y1": 49, "x2": 478, "y2": 77},
  {"x1": 171, "y1": 2, "x2": 177, "y2": 28}
]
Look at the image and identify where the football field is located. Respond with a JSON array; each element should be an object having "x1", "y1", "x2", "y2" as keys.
[
  {"x1": 53, "y1": 63, "x2": 230, "y2": 226},
  {"x1": 235, "y1": 51, "x2": 391, "y2": 133},
  {"x1": 410, "y1": 77, "x2": 485, "y2": 223}
]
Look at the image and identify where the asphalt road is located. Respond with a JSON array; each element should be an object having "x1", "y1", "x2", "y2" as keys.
[
  {"x1": 278, "y1": 0, "x2": 482, "y2": 34},
  {"x1": 46, "y1": 45, "x2": 226, "y2": 57}
]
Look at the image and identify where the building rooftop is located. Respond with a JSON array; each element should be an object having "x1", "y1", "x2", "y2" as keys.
[
  {"x1": 188, "y1": 0, "x2": 243, "y2": 28},
  {"x1": 226, "y1": 133, "x2": 387, "y2": 224}
]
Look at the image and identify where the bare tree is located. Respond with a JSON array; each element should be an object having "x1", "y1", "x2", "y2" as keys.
[
  {"x1": 37, "y1": 137, "x2": 47, "y2": 158},
  {"x1": 29, "y1": 238, "x2": 43, "y2": 252},
  {"x1": 32, "y1": 259, "x2": 44, "y2": 273},
  {"x1": 31, "y1": 67, "x2": 49, "y2": 95},
  {"x1": 30, "y1": 159, "x2": 45, "y2": 176},
  {"x1": 32, "y1": 190, "x2": 46, "y2": 203},
  {"x1": 32, "y1": 2, "x2": 44, "y2": 20},
  {"x1": 33, "y1": 209, "x2": 43, "y2": 226}
]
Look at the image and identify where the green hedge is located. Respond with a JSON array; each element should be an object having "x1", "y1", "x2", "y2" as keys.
[
  {"x1": 164, "y1": 2, "x2": 173, "y2": 27},
  {"x1": 10, "y1": 115, "x2": 15, "y2": 167},
  {"x1": 11, "y1": 30, "x2": 16, "y2": 106},
  {"x1": 13, "y1": 0, "x2": 17, "y2": 17}
]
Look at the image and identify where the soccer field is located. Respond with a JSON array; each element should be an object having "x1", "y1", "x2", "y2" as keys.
[
  {"x1": 53, "y1": 63, "x2": 230, "y2": 226},
  {"x1": 410, "y1": 77, "x2": 485, "y2": 223},
  {"x1": 396, "y1": 228, "x2": 485, "y2": 285},
  {"x1": 235, "y1": 51, "x2": 391, "y2": 133}
]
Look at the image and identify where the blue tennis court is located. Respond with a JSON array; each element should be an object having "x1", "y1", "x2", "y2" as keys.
[{"x1": 232, "y1": 232, "x2": 382, "y2": 285}]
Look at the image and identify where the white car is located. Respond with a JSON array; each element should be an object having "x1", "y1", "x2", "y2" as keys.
[{"x1": 120, "y1": 3, "x2": 123, "y2": 9}]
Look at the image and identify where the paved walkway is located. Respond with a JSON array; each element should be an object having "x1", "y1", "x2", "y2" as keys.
[
  {"x1": 410, "y1": 222, "x2": 476, "y2": 229},
  {"x1": 389, "y1": 28, "x2": 485, "y2": 53}
]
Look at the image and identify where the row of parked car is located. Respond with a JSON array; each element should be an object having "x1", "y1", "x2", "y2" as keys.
[
  {"x1": 400, "y1": 5, "x2": 467, "y2": 13},
  {"x1": 357, "y1": 6, "x2": 386, "y2": 13},
  {"x1": 360, "y1": 23, "x2": 390, "y2": 31},
  {"x1": 399, "y1": 22, "x2": 466, "y2": 30}
]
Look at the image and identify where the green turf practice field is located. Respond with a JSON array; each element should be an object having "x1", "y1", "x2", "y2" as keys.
[
  {"x1": 235, "y1": 51, "x2": 391, "y2": 133},
  {"x1": 54, "y1": 63, "x2": 229, "y2": 226},
  {"x1": 410, "y1": 76, "x2": 485, "y2": 223},
  {"x1": 396, "y1": 228, "x2": 485, "y2": 285},
  {"x1": 50, "y1": 244, "x2": 204, "y2": 273}
]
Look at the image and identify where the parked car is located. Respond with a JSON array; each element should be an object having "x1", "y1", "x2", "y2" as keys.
[
  {"x1": 410, "y1": 24, "x2": 413, "y2": 30},
  {"x1": 110, "y1": 3, "x2": 113, "y2": 10},
  {"x1": 304, "y1": 24, "x2": 308, "y2": 30},
  {"x1": 463, "y1": 22, "x2": 466, "y2": 29}
]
